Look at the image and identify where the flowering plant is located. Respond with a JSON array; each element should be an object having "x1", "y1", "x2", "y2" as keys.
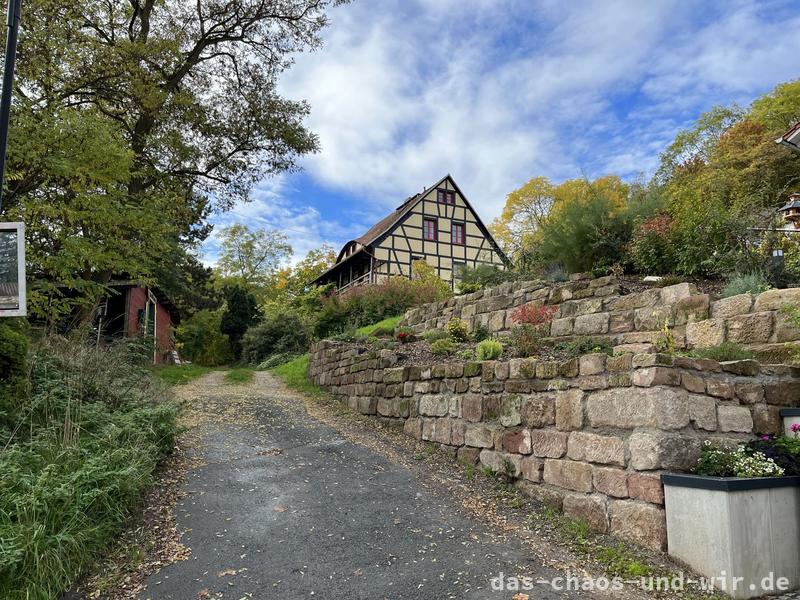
[
  {"x1": 696, "y1": 442, "x2": 785, "y2": 478},
  {"x1": 791, "y1": 423, "x2": 800, "y2": 438}
]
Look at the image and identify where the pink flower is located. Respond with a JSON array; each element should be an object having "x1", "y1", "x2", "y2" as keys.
[{"x1": 790, "y1": 423, "x2": 800, "y2": 437}]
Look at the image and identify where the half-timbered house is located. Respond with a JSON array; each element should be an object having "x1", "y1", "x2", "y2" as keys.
[{"x1": 312, "y1": 175, "x2": 509, "y2": 291}]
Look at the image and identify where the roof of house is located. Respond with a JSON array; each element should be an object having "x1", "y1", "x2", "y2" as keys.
[
  {"x1": 311, "y1": 174, "x2": 510, "y2": 285},
  {"x1": 779, "y1": 199, "x2": 800, "y2": 211},
  {"x1": 776, "y1": 121, "x2": 800, "y2": 151}
]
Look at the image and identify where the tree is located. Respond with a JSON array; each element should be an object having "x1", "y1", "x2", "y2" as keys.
[
  {"x1": 220, "y1": 285, "x2": 260, "y2": 360},
  {"x1": 3, "y1": 0, "x2": 344, "y2": 322},
  {"x1": 490, "y1": 176, "x2": 554, "y2": 259},
  {"x1": 216, "y1": 224, "x2": 293, "y2": 288}
]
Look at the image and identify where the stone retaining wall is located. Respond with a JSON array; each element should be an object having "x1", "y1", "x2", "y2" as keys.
[
  {"x1": 400, "y1": 276, "x2": 800, "y2": 361},
  {"x1": 308, "y1": 342, "x2": 800, "y2": 551}
]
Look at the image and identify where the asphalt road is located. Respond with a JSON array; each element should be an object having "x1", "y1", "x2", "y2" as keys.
[{"x1": 138, "y1": 373, "x2": 592, "y2": 600}]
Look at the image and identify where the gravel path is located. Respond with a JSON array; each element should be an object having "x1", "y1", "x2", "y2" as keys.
[{"x1": 136, "y1": 371, "x2": 613, "y2": 600}]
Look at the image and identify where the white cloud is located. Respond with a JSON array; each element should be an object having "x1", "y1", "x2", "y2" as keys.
[{"x1": 206, "y1": 0, "x2": 800, "y2": 262}]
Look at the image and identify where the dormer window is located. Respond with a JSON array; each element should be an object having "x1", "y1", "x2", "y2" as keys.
[{"x1": 437, "y1": 189, "x2": 455, "y2": 205}]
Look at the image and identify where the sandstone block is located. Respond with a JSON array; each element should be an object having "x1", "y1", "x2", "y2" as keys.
[
  {"x1": 403, "y1": 417, "x2": 422, "y2": 439},
  {"x1": 480, "y1": 450, "x2": 521, "y2": 477},
  {"x1": 734, "y1": 381, "x2": 764, "y2": 404},
  {"x1": 717, "y1": 405, "x2": 753, "y2": 433},
  {"x1": 688, "y1": 394, "x2": 717, "y2": 431},
  {"x1": 567, "y1": 432, "x2": 625, "y2": 466},
  {"x1": 593, "y1": 467, "x2": 628, "y2": 498},
  {"x1": 574, "y1": 312, "x2": 610, "y2": 335},
  {"x1": 499, "y1": 394, "x2": 522, "y2": 427},
  {"x1": 529, "y1": 429, "x2": 568, "y2": 458},
  {"x1": 632, "y1": 366, "x2": 680, "y2": 386},
  {"x1": 609, "y1": 500, "x2": 667, "y2": 551},
  {"x1": 686, "y1": 319, "x2": 725, "y2": 348},
  {"x1": 753, "y1": 287, "x2": 800, "y2": 311},
  {"x1": 419, "y1": 395, "x2": 449, "y2": 417},
  {"x1": 502, "y1": 428, "x2": 532, "y2": 454},
  {"x1": 550, "y1": 317, "x2": 574, "y2": 337},
  {"x1": 660, "y1": 282, "x2": 697, "y2": 304},
  {"x1": 535, "y1": 361, "x2": 559, "y2": 379},
  {"x1": 579, "y1": 353, "x2": 607, "y2": 375},
  {"x1": 509, "y1": 358, "x2": 536, "y2": 379},
  {"x1": 681, "y1": 372, "x2": 706, "y2": 393},
  {"x1": 563, "y1": 493, "x2": 608, "y2": 532},
  {"x1": 634, "y1": 305, "x2": 674, "y2": 331},
  {"x1": 726, "y1": 311, "x2": 773, "y2": 344},
  {"x1": 461, "y1": 394, "x2": 482, "y2": 422},
  {"x1": 628, "y1": 431, "x2": 701, "y2": 471},
  {"x1": 752, "y1": 404, "x2": 782, "y2": 436},
  {"x1": 711, "y1": 293, "x2": 753, "y2": 318},
  {"x1": 765, "y1": 381, "x2": 800, "y2": 406},
  {"x1": 457, "y1": 446, "x2": 480, "y2": 464},
  {"x1": 521, "y1": 394, "x2": 556, "y2": 428},
  {"x1": 464, "y1": 423, "x2": 496, "y2": 448},
  {"x1": 706, "y1": 379, "x2": 734, "y2": 399},
  {"x1": 543, "y1": 459, "x2": 593, "y2": 492},
  {"x1": 555, "y1": 389, "x2": 584, "y2": 431},
  {"x1": 627, "y1": 472, "x2": 664, "y2": 505},
  {"x1": 520, "y1": 456, "x2": 543, "y2": 482},
  {"x1": 609, "y1": 310, "x2": 635, "y2": 333},
  {"x1": 607, "y1": 353, "x2": 633, "y2": 372},
  {"x1": 451, "y1": 420, "x2": 466, "y2": 446},
  {"x1": 674, "y1": 294, "x2": 710, "y2": 325},
  {"x1": 587, "y1": 386, "x2": 689, "y2": 430},
  {"x1": 605, "y1": 289, "x2": 661, "y2": 311},
  {"x1": 430, "y1": 419, "x2": 452, "y2": 444}
]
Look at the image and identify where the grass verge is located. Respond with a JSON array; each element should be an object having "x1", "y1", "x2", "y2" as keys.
[
  {"x1": 270, "y1": 354, "x2": 328, "y2": 399},
  {"x1": 0, "y1": 338, "x2": 179, "y2": 600},
  {"x1": 355, "y1": 315, "x2": 402, "y2": 336},
  {"x1": 151, "y1": 364, "x2": 215, "y2": 385},
  {"x1": 224, "y1": 368, "x2": 255, "y2": 384}
]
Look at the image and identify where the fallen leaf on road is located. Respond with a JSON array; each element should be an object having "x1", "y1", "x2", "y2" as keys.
[
  {"x1": 217, "y1": 569, "x2": 237, "y2": 577},
  {"x1": 197, "y1": 589, "x2": 211, "y2": 599},
  {"x1": 512, "y1": 594, "x2": 529, "y2": 600},
  {"x1": 274, "y1": 505, "x2": 286, "y2": 513}
]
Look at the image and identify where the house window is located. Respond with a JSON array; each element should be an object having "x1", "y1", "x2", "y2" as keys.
[
  {"x1": 452, "y1": 222, "x2": 465, "y2": 245},
  {"x1": 437, "y1": 189, "x2": 455, "y2": 204},
  {"x1": 423, "y1": 218, "x2": 437, "y2": 241}
]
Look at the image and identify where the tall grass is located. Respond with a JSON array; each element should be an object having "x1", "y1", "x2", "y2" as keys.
[{"x1": 0, "y1": 337, "x2": 178, "y2": 599}]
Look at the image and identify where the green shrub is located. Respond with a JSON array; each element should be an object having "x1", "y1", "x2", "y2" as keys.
[
  {"x1": 241, "y1": 311, "x2": 309, "y2": 364},
  {"x1": 422, "y1": 329, "x2": 450, "y2": 343},
  {"x1": 456, "y1": 264, "x2": 516, "y2": 290},
  {"x1": 430, "y1": 338, "x2": 455, "y2": 356},
  {"x1": 509, "y1": 324, "x2": 546, "y2": 358},
  {"x1": 220, "y1": 284, "x2": 261, "y2": 360},
  {"x1": 313, "y1": 277, "x2": 452, "y2": 338},
  {"x1": 0, "y1": 319, "x2": 28, "y2": 435},
  {"x1": 557, "y1": 336, "x2": 613, "y2": 358},
  {"x1": 476, "y1": 339, "x2": 503, "y2": 360},
  {"x1": 471, "y1": 322, "x2": 490, "y2": 342},
  {"x1": 457, "y1": 349, "x2": 476, "y2": 360},
  {"x1": 176, "y1": 309, "x2": 233, "y2": 366},
  {"x1": 369, "y1": 324, "x2": 395, "y2": 338},
  {"x1": 628, "y1": 214, "x2": 676, "y2": 275},
  {"x1": 721, "y1": 272, "x2": 771, "y2": 298},
  {"x1": 0, "y1": 337, "x2": 178, "y2": 600},
  {"x1": 456, "y1": 281, "x2": 482, "y2": 294},
  {"x1": 689, "y1": 342, "x2": 755, "y2": 362},
  {"x1": 446, "y1": 318, "x2": 469, "y2": 342}
]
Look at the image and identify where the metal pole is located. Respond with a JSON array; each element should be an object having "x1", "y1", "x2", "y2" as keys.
[{"x1": 0, "y1": 0, "x2": 22, "y2": 214}]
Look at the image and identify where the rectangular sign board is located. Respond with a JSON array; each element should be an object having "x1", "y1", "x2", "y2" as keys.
[{"x1": 0, "y1": 222, "x2": 25, "y2": 317}]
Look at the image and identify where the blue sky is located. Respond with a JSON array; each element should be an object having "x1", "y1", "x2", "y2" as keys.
[{"x1": 201, "y1": 0, "x2": 800, "y2": 265}]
